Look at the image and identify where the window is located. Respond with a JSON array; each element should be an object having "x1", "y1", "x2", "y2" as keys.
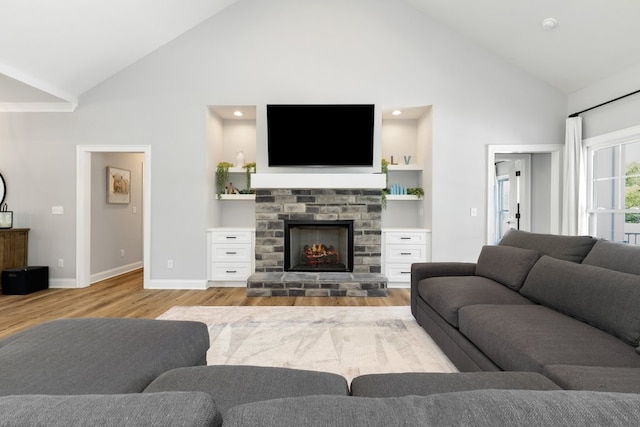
[{"x1": 587, "y1": 134, "x2": 640, "y2": 245}]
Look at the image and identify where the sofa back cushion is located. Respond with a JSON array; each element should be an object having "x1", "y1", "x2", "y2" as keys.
[
  {"x1": 582, "y1": 239, "x2": 640, "y2": 275},
  {"x1": 475, "y1": 245, "x2": 540, "y2": 290},
  {"x1": 499, "y1": 229, "x2": 597, "y2": 263},
  {"x1": 520, "y1": 255, "x2": 640, "y2": 346}
]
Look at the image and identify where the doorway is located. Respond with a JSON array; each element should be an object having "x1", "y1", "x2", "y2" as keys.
[
  {"x1": 76, "y1": 145, "x2": 151, "y2": 288},
  {"x1": 486, "y1": 144, "x2": 563, "y2": 244}
]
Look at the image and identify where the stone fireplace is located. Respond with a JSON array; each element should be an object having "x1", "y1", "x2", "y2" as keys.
[{"x1": 246, "y1": 185, "x2": 388, "y2": 297}]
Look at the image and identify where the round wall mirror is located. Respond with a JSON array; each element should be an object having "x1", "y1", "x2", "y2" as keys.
[{"x1": 0, "y1": 173, "x2": 6, "y2": 205}]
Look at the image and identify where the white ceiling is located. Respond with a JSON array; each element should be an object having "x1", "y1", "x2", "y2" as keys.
[{"x1": 2, "y1": 0, "x2": 640, "y2": 112}]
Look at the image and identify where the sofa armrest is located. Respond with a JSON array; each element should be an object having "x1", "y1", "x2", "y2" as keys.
[{"x1": 411, "y1": 262, "x2": 477, "y2": 316}]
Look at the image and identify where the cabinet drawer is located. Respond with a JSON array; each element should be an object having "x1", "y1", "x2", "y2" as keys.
[
  {"x1": 386, "y1": 246, "x2": 427, "y2": 262},
  {"x1": 385, "y1": 232, "x2": 427, "y2": 245},
  {"x1": 211, "y1": 231, "x2": 252, "y2": 244},
  {"x1": 211, "y1": 245, "x2": 252, "y2": 262},
  {"x1": 385, "y1": 264, "x2": 413, "y2": 282},
  {"x1": 210, "y1": 263, "x2": 252, "y2": 281}
]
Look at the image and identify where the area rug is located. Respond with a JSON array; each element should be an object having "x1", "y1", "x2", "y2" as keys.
[{"x1": 157, "y1": 305, "x2": 457, "y2": 382}]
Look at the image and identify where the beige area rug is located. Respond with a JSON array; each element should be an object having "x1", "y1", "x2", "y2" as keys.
[{"x1": 157, "y1": 305, "x2": 458, "y2": 382}]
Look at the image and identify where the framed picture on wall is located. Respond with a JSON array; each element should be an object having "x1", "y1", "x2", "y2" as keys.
[{"x1": 107, "y1": 166, "x2": 131, "y2": 204}]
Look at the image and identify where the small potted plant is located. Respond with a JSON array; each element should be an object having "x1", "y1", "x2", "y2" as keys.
[{"x1": 216, "y1": 161, "x2": 234, "y2": 199}]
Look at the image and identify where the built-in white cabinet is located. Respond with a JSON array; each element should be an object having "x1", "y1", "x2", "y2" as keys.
[
  {"x1": 382, "y1": 228, "x2": 431, "y2": 288},
  {"x1": 207, "y1": 228, "x2": 255, "y2": 286}
]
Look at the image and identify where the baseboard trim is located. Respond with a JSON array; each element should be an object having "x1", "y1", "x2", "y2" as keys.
[
  {"x1": 146, "y1": 279, "x2": 208, "y2": 290},
  {"x1": 49, "y1": 278, "x2": 79, "y2": 289}
]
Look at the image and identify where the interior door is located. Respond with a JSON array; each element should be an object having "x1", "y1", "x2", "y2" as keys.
[{"x1": 494, "y1": 155, "x2": 530, "y2": 242}]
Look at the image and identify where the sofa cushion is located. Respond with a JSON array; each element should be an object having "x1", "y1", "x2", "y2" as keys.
[
  {"x1": 475, "y1": 245, "x2": 540, "y2": 290},
  {"x1": 223, "y1": 391, "x2": 640, "y2": 427},
  {"x1": 458, "y1": 304, "x2": 640, "y2": 373},
  {"x1": 543, "y1": 365, "x2": 640, "y2": 393},
  {"x1": 498, "y1": 229, "x2": 596, "y2": 263},
  {"x1": 520, "y1": 255, "x2": 640, "y2": 346},
  {"x1": 418, "y1": 276, "x2": 533, "y2": 328},
  {"x1": 350, "y1": 371, "x2": 560, "y2": 397},
  {"x1": 144, "y1": 365, "x2": 349, "y2": 417},
  {"x1": 582, "y1": 239, "x2": 640, "y2": 275},
  {"x1": 0, "y1": 392, "x2": 221, "y2": 427},
  {"x1": 0, "y1": 318, "x2": 210, "y2": 396}
]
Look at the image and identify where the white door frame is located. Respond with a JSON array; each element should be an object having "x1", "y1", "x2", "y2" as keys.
[
  {"x1": 486, "y1": 144, "x2": 563, "y2": 244},
  {"x1": 76, "y1": 145, "x2": 151, "y2": 288}
]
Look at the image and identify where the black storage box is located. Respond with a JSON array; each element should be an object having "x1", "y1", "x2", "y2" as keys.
[{"x1": 1, "y1": 266, "x2": 49, "y2": 295}]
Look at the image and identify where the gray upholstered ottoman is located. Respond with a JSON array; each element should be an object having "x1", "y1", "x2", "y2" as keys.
[
  {"x1": 143, "y1": 365, "x2": 349, "y2": 417},
  {"x1": 350, "y1": 371, "x2": 561, "y2": 397}
]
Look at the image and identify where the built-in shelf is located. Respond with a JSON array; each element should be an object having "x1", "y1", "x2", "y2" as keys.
[
  {"x1": 386, "y1": 195, "x2": 422, "y2": 201},
  {"x1": 387, "y1": 164, "x2": 422, "y2": 171},
  {"x1": 219, "y1": 194, "x2": 256, "y2": 200}
]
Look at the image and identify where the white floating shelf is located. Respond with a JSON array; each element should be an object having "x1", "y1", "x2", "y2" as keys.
[
  {"x1": 386, "y1": 195, "x2": 422, "y2": 201},
  {"x1": 387, "y1": 165, "x2": 422, "y2": 171},
  {"x1": 219, "y1": 194, "x2": 256, "y2": 200}
]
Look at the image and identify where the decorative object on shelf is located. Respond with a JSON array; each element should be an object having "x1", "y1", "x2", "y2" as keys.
[
  {"x1": 235, "y1": 151, "x2": 245, "y2": 167},
  {"x1": 389, "y1": 184, "x2": 407, "y2": 195},
  {"x1": 407, "y1": 187, "x2": 425, "y2": 198},
  {"x1": 403, "y1": 155, "x2": 412, "y2": 165},
  {"x1": 0, "y1": 203, "x2": 12, "y2": 229},
  {"x1": 241, "y1": 162, "x2": 256, "y2": 194},
  {"x1": 226, "y1": 182, "x2": 239, "y2": 194},
  {"x1": 215, "y1": 161, "x2": 234, "y2": 199},
  {"x1": 106, "y1": 166, "x2": 131, "y2": 204},
  {"x1": 389, "y1": 155, "x2": 398, "y2": 165},
  {"x1": 381, "y1": 159, "x2": 389, "y2": 209}
]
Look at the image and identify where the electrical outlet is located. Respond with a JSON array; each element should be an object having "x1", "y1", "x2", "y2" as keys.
[
  {"x1": 167, "y1": 259, "x2": 173, "y2": 269},
  {"x1": 57, "y1": 259, "x2": 64, "y2": 267},
  {"x1": 120, "y1": 249, "x2": 125, "y2": 257},
  {"x1": 52, "y1": 206, "x2": 64, "y2": 215}
]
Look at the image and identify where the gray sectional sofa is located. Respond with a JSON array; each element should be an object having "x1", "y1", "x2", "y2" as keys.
[
  {"x1": 3, "y1": 237, "x2": 640, "y2": 427},
  {"x1": 411, "y1": 229, "x2": 640, "y2": 392}
]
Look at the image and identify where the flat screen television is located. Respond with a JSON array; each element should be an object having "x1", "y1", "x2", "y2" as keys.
[{"x1": 267, "y1": 104, "x2": 375, "y2": 167}]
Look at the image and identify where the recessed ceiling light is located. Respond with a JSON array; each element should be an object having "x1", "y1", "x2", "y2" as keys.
[
  {"x1": 233, "y1": 110, "x2": 244, "y2": 117},
  {"x1": 542, "y1": 18, "x2": 558, "y2": 30},
  {"x1": 392, "y1": 110, "x2": 402, "y2": 116}
]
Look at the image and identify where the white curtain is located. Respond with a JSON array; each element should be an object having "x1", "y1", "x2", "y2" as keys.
[{"x1": 561, "y1": 117, "x2": 588, "y2": 235}]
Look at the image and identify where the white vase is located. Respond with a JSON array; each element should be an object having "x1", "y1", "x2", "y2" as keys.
[{"x1": 236, "y1": 151, "x2": 245, "y2": 167}]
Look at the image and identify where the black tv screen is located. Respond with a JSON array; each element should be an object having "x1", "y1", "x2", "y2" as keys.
[{"x1": 267, "y1": 104, "x2": 375, "y2": 167}]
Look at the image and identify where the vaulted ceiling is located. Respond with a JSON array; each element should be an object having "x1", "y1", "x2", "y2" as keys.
[{"x1": 2, "y1": 0, "x2": 640, "y2": 112}]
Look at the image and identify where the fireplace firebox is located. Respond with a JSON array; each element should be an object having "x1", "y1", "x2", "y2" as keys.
[{"x1": 284, "y1": 220, "x2": 354, "y2": 272}]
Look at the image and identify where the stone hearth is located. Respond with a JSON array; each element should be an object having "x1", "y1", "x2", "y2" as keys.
[{"x1": 247, "y1": 188, "x2": 388, "y2": 296}]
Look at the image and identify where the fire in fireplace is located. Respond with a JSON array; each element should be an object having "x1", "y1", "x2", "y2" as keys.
[{"x1": 284, "y1": 220, "x2": 354, "y2": 272}]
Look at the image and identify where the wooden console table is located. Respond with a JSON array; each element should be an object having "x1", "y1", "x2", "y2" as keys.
[{"x1": 0, "y1": 228, "x2": 29, "y2": 287}]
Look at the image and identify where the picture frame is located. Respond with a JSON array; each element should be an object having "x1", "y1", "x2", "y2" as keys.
[{"x1": 107, "y1": 166, "x2": 131, "y2": 204}]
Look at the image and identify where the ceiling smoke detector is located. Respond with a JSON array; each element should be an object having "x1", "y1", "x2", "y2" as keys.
[{"x1": 542, "y1": 18, "x2": 558, "y2": 30}]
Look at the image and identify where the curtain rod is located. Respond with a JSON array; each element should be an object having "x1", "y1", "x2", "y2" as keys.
[{"x1": 568, "y1": 88, "x2": 640, "y2": 118}]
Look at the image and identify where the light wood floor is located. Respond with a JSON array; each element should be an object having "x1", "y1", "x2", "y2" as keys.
[{"x1": 0, "y1": 269, "x2": 410, "y2": 340}]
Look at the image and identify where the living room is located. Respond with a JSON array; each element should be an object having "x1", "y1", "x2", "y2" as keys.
[
  {"x1": 5, "y1": 0, "x2": 638, "y2": 292},
  {"x1": 3, "y1": 1, "x2": 640, "y2": 424}
]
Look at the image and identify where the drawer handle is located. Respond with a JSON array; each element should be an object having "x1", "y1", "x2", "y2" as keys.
[
  {"x1": 226, "y1": 251, "x2": 237, "y2": 255},
  {"x1": 226, "y1": 270, "x2": 237, "y2": 273},
  {"x1": 400, "y1": 237, "x2": 411, "y2": 240},
  {"x1": 401, "y1": 271, "x2": 411, "y2": 275},
  {"x1": 400, "y1": 252, "x2": 412, "y2": 255},
  {"x1": 225, "y1": 236, "x2": 237, "y2": 239}
]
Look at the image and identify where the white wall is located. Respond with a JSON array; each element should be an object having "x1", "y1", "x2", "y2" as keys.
[
  {"x1": 568, "y1": 63, "x2": 640, "y2": 139},
  {"x1": 0, "y1": 0, "x2": 570, "y2": 286}
]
